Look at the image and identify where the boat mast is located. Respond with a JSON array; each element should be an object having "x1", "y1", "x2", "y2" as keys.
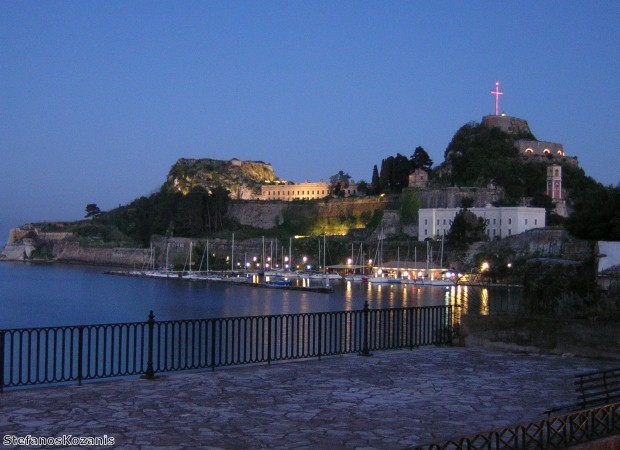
[
  {"x1": 440, "y1": 234, "x2": 444, "y2": 268},
  {"x1": 324, "y1": 234, "x2": 329, "y2": 287},
  {"x1": 165, "y1": 241, "x2": 170, "y2": 274},
  {"x1": 188, "y1": 241, "x2": 192, "y2": 275}
]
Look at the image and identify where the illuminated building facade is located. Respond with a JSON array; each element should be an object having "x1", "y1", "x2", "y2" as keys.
[
  {"x1": 418, "y1": 206, "x2": 546, "y2": 241},
  {"x1": 260, "y1": 181, "x2": 358, "y2": 201}
]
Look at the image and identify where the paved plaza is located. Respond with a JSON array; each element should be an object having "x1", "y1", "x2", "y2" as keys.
[{"x1": 1, "y1": 347, "x2": 618, "y2": 449}]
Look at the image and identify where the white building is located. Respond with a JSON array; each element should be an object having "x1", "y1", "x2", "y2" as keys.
[{"x1": 418, "y1": 205, "x2": 546, "y2": 241}]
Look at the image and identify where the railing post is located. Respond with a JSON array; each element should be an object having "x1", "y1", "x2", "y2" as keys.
[
  {"x1": 143, "y1": 311, "x2": 156, "y2": 380},
  {"x1": 317, "y1": 313, "x2": 322, "y2": 361},
  {"x1": 447, "y1": 305, "x2": 453, "y2": 345},
  {"x1": 359, "y1": 301, "x2": 372, "y2": 357},
  {"x1": 210, "y1": 319, "x2": 216, "y2": 371},
  {"x1": 267, "y1": 316, "x2": 272, "y2": 367},
  {"x1": 0, "y1": 330, "x2": 4, "y2": 393},
  {"x1": 77, "y1": 326, "x2": 83, "y2": 385}
]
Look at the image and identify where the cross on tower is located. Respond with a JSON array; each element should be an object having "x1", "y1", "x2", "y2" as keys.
[{"x1": 490, "y1": 81, "x2": 503, "y2": 115}]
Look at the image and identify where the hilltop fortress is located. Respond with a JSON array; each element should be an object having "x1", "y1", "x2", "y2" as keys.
[{"x1": 481, "y1": 114, "x2": 577, "y2": 165}]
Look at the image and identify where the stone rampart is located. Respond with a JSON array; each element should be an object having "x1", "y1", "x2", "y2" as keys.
[
  {"x1": 227, "y1": 202, "x2": 286, "y2": 229},
  {"x1": 227, "y1": 197, "x2": 388, "y2": 230},
  {"x1": 461, "y1": 315, "x2": 620, "y2": 360},
  {"x1": 483, "y1": 228, "x2": 594, "y2": 261},
  {"x1": 52, "y1": 241, "x2": 151, "y2": 267},
  {"x1": 416, "y1": 187, "x2": 503, "y2": 209}
]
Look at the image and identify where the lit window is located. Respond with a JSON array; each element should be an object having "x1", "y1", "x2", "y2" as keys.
[
  {"x1": 543, "y1": 148, "x2": 551, "y2": 155},
  {"x1": 525, "y1": 148, "x2": 533, "y2": 154}
]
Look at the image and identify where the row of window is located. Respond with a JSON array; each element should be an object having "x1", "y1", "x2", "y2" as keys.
[
  {"x1": 524, "y1": 148, "x2": 565, "y2": 156},
  {"x1": 422, "y1": 228, "x2": 514, "y2": 238},
  {"x1": 267, "y1": 190, "x2": 328, "y2": 196},
  {"x1": 424, "y1": 217, "x2": 538, "y2": 226}
]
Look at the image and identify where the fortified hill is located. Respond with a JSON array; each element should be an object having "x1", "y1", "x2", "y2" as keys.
[
  {"x1": 481, "y1": 114, "x2": 578, "y2": 166},
  {"x1": 165, "y1": 158, "x2": 281, "y2": 200}
]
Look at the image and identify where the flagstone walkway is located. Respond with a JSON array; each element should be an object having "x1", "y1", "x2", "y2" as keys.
[{"x1": 1, "y1": 347, "x2": 618, "y2": 449}]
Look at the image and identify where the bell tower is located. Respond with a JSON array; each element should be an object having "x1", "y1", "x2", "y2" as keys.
[{"x1": 547, "y1": 165, "x2": 562, "y2": 201}]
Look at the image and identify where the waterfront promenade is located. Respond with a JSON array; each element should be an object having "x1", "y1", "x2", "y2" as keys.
[{"x1": 1, "y1": 347, "x2": 618, "y2": 449}]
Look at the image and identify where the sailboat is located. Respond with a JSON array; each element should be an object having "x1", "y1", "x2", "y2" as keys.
[
  {"x1": 367, "y1": 226, "x2": 401, "y2": 284},
  {"x1": 343, "y1": 243, "x2": 365, "y2": 282},
  {"x1": 145, "y1": 241, "x2": 174, "y2": 278},
  {"x1": 420, "y1": 237, "x2": 455, "y2": 287},
  {"x1": 226, "y1": 232, "x2": 250, "y2": 283},
  {"x1": 308, "y1": 235, "x2": 341, "y2": 281}
]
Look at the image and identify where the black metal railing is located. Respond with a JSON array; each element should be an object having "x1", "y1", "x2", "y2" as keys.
[
  {"x1": 414, "y1": 402, "x2": 620, "y2": 450},
  {"x1": 0, "y1": 303, "x2": 453, "y2": 391}
]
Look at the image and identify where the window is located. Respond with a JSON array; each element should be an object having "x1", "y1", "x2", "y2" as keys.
[
  {"x1": 508, "y1": 229, "x2": 512, "y2": 236},
  {"x1": 535, "y1": 219, "x2": 537, "y2": 225},
  {"x1": 443, "y1": 219, "x2": 446, "y2": 225},
  {"x1": 437, "y1": 219, "x2": 439, "y2": 225},
  {"x1": 493, "y1": 218, "x2": 496, "y2": 225},
  {"x1": 508, "y1": 218, "x2": 512, "y2": 225},
  {"x1": 525, "y1": 219, "x2": 528, "y2": 225}
]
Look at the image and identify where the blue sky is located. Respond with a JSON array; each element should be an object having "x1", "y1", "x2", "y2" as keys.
[{"x1": 1, "y1": 1, "x2": 619, "y2": 241}]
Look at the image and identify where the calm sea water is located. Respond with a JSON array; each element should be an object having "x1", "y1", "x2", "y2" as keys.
[{"x1": 0, "y1": 262, "x2": 457, "y2": 329}]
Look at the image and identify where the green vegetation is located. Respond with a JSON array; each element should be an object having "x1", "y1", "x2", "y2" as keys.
[
  {"x1": 399, "y1": 189, "x2": 421, "y2": 225},
  {"x1": 439, "y1": 121, "x2": 544, "y2": 202},
  {"x1": 445, "y1": 208, "x2": 486, "y2": 249},
  {"x1": 98, "y1": 185, "x2": 230, "y2": 247}
]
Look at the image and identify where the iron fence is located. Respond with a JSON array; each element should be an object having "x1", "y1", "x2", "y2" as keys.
[
  {"x1": 0, "y1": 303, "x2": 453, "y2": 391},
  {"x1": 414, "y1": 402, "x2": 620, "y2": 450}
]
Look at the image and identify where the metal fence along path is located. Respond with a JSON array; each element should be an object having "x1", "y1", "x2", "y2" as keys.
[{"x1": 1, "y1": 303, "x2": 453, "y2": 390}]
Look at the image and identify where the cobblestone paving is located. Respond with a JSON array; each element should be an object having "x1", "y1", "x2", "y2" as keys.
[{"x1": 1, "y1": 347, "x2": 618, "y2": 449}]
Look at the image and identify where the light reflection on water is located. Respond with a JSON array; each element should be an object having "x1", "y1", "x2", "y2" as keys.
[{"x1": 0, "y1": 263, "x2": 522, "y2": 329}]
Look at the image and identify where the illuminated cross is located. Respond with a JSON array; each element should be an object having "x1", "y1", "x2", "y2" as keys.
[{"x1": 490, "y1": 81, "x2": 503, "y2": 115}]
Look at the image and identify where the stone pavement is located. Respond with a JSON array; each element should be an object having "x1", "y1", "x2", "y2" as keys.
[{"x1": 1, "y1": 347, "x2": 618, "y2": 449}]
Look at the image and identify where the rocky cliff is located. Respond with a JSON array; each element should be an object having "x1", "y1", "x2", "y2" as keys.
[{"x1": 165, "y1": 158, "x2": 281, "y2": 200}]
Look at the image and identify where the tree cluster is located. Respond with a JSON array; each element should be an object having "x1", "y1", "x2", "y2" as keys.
[
  {"x1": 99, "y1": 185, "x2": 230, "y2": 246},
  {"x1": 441, "y1": 122, "x2": 544, "y2": 201},
  {"x1": 370, "y1": 146, "x2": 433, "y2": 194},
  {"x1": 445, "y1": 206, "x2": 486, "y2": 249}
]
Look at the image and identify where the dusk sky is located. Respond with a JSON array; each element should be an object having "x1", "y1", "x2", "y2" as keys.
[{"x1": 1, "y1": 1, "x2": 619, "y2": 242}]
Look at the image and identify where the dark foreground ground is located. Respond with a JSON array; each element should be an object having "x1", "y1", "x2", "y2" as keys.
[{"x1": 1, "y1": 347, "x2": 618, "y2": 449}]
